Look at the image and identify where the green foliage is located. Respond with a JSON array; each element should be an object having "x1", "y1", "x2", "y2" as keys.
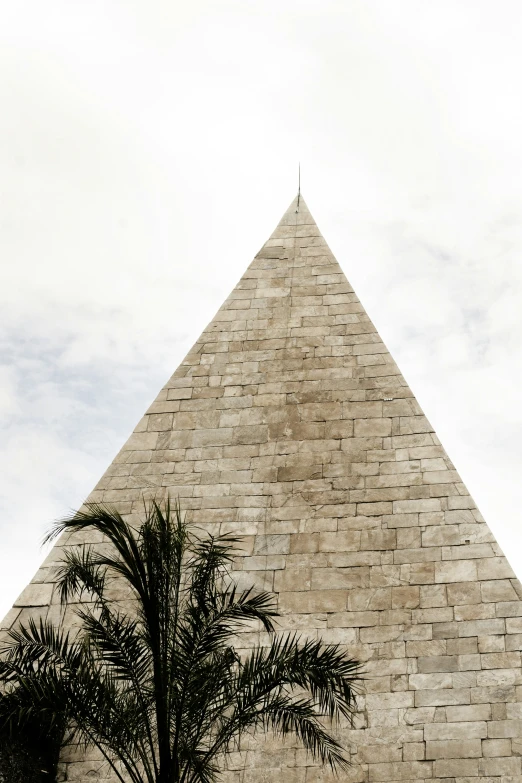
[{"x1": 0, "y1": 500, "x2": 361, "y2": 783}]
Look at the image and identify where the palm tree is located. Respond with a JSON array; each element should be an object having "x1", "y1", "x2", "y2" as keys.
[{"x1": 0, "y1": 500, "x2": 361, "y2": 783}]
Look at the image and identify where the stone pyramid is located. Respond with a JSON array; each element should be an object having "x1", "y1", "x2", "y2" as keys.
[{"x1": 3, "y1": 195, "x2": 522, "y2": 782}]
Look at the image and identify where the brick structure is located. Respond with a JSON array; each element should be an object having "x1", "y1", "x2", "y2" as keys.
[{"x1": 3, "y1": 195, "x2": 522, "y2": 782}]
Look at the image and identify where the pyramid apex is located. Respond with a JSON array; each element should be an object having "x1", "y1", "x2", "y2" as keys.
[{"x1": 275, "y1": 192, "x2": 315, "y2": 229}]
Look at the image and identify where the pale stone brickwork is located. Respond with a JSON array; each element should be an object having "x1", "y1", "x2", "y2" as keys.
[{"x1": 3, "y1": 195, "x2": 522, "y2": 782}]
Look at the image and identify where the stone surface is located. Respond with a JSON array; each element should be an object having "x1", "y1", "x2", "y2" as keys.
[{"x1": 3, "y1": 194, "x2": 522, "y2": 782}]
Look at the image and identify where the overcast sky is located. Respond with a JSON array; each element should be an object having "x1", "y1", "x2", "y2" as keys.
[{"x1": 1, "y1": 1, "x2": 522, "y2": 620}]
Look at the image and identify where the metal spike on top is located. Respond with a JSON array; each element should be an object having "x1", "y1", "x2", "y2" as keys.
[{"x1": 296, "y1": 163, "x2": 301, "y2": 212}]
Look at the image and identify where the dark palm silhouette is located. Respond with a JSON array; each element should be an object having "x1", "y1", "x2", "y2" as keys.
[{"x1": 0, "y1": 500, "x2": 361, "y2": 783}]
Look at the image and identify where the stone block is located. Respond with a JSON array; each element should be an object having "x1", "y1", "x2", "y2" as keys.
[
  {"x1": 446, "y1": 704, "x2": 491, "y2": 722},
  {"x1": 435, "y1": 560, "x2": 478, "y2": 583},
  {"x1": 413, "y1": 606, "x2": 453, "y2": 623},
  {"x1": 425, "y1": 722, "x2": 487, "y2": 740},
  {"x1": 360, "y1": 530, "x2": 396, "y2": 550},
  {"x1": 447, "y1": 582, "x2": 481, "y2": 605},
  {"x1": 393, "y1": 498, "x2": 442, "y2": 514},
  {"x1": 14, "y1": 582, "x2": 54, "y2": 607},
  {"x1": 506, "y1": 616, "x2": 522, "y2": 633},
  {"x1": 476, "y1": 670, "x2": 519, "y2": 688},
  {"x1": 278, "y1": 590, "x2": 347, "y2": 614},
  {"x1": 419, "y1": 584, "x2": 447, "y2": 607},
  {"x1": 481, "y1": 580, "x2": 519, "y2": 602},
  {"x1": 481, "y1": 651, "x2": 521, "y2": 669},
  {"x1": 409, "y1": 672, "x2": 453, "y2": 690},
  {"x1": 254, "y1": 535, "x2": 290, "y2": 555},
  {"x1": 298, "y1": 402, "x2": 342, "y2": 421},
  {"x1": 482, "y1": 738, "x2": 512, "y2": 756},
  {"x1": 418, "y1": 655, "x2": 459, "y2": 673},
  {"x1": 232, "y1": 425, "x2": 268, "y2": 445},
  {"x1": 147, "y1": 413, "x2": 174, "y2": 431},
  {"x1": 406, "y1": 640, "x2": 446, "y2": 657},
  {"x1": 357, "y1": 501, "x2": 393, "y2": 516},
  {"x1": 357, "y1": 745, "x2": 402, "y2": 763},
  {"x1": 458, "y1": 618, "x2": 506, "y2": 637},
  {"x1": 479, "y1": 756, "x2": 521, "y2": 776},
  {"x1": 324, "y1": 420, "x2": 354, "y2": 438},
  {"x1": 404, "y1": 706, "x2": 436, "y2": 725},
  {"x1": 396, "y1": 527, "x2": 422, "y2": 549},
  {"x1": 415, "y1": 688, "x2": 471, "y2": 707},
  {"x1": 343, "y1": 401, "x2": 383, "y2": 419},
  {"x1": 458, "y1": 653, "x2": 481, "y2": 670},
  {"x1": 391, "y1": 586, "x2": 420, "y2": 608},
  {"x1": 249, "y1": 770, "x2": 305, "y2": 783},
  {"x1": 403, "y1": 562, "x2": 437, "y2": 583},
  {"x1": 123, "y1": 431, "x2": 159, "y2": 450},
  {"x1": 365, "y1": 691, "x2": 414, "y2": 710},
  {"x1": 447, "y1": 637, "x2": 478, "y2": 655},
  {"x1": 426, "y1": 739, "x2": 482, "y2": 759},
  {"x1": 0, "y1": 607, "x2": 21, "y2": 629},
  {"x1": 354, "y1": 418, "x2": 392, "y2": 437},
  {"x1": 433, "y1": 758, "x2": 478, "y2": 777},
  {"x1": 506, "y1": 703, "x2": 522, "y2": 718},
  {"x1": 289, "y1": 533, "x2": 319, "y2": 554},
  {"x1": 422, "y1": 525, "x2": 460, "y2": 547},
  {"x1": 318, "y1": 531, "x2": 361, "y2": 552},
  {"x1": 367, "y1": 761, "x2": 432, "y2": 782},
  {"x1": 347, "y1": 588, "x2": 392, "y2": 611},
  {"x1": 454, "y1": 603, "x2": 495, "y2": 621},
  {"x1": 487, "y1": 719, "x2": 522, "y2": 738},
  {"x1": 402, "y1": 742, "x2": 425, "y2": 761},
  {"x1": 495, "y1": 600, "x2": 522, "y2": 617},
  {"x1": 311, "y1": 567, "x2": 369, "y2": 590},
  {"x1": 274, "y1": 569, "x2": 311, "y2": 592},
  {"x1": 477, "y1": 557, "x2": 516, "y2": 580}
]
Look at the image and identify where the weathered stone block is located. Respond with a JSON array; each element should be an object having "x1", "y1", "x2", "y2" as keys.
[
  {"x1": 477, "y1": 557, "x2": 516, "y2": 580},
  {"x1": 482, "y1": 738, "x2": 512, "y2": 756},
  {"x1": 415, "y1": 688, "x2": 471, "y2": 706},
  {"x1": 479, "y1": 755, "x2": 521, "y2": 776},
  {"x1": 426, "y1": 739, "x2": 482, "y2": 758},
  {"x1": 425, "y1": 722, "x2": 487, "y2": 740},
  {"x1": 418, "y1": 655, "x2": 459, "y2": 673},
  {"x1": 278, "y1": 590, "x2": 347, "y2": 614},
  {"x1": 433, "y1": 758, "x2": 478, "y2": 777},
  {"x1": 436, "y1": 560, "x2": 478, "y2": 583},
  {"x1": 367, "y1": 761, "x2": 432, "y2": 782},
  {"x1": 354, "y1": 418, "x2": 392, "y2": 437},
  {"x1": 487, "y1": 719, "x2": 522, "y2": 738},
  {"x1": 391, "y1": 586, "x2": 420, "y2": 608},
  {"x1": 14, "y1": 583, "x2": 54, "y2": 607}
]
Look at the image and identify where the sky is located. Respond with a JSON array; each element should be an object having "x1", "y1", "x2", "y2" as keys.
[{"x1": 1, "y1": 0, "x2": 522, "y2": 620}]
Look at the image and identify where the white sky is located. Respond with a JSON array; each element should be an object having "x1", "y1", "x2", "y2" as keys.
[{"x1": 1, "y1": 1, "x2": 522, "y2": 620}]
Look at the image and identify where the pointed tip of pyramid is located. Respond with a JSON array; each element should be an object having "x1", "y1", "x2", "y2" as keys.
[{"x1": 275, "y1": 193, "x2": 315, "y2": 229}]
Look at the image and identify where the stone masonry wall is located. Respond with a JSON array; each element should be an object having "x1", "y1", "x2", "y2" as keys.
[{"x1": 2, "y1": 196, "x2": 522, "y2": 783}]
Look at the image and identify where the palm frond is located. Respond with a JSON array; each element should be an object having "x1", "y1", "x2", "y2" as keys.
[
  {"x1": 238, "y1": 632, "x2": 362, "y2": 723},
  {"x1": 262, "y1": 695, "x2": 350, "y2": 770},
  {"x1": 54, "y1": 545, "x2": 108, "y2": 604},
  {"x1": 79, "y1": 607, "x2": 152, "y2": 687}
]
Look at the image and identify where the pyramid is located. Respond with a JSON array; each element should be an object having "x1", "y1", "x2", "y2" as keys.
[{"x1": 3, "y1": 195, "x2": 522, "y2": 782}]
